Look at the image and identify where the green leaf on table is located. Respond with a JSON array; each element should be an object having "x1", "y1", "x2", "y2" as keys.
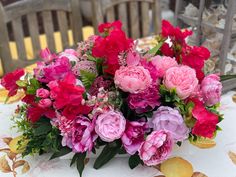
[
  {"x1": 93, "y1": 141, "x2": 121, "y2": 169},
  {"x1": 128, "y1": 154, "x2": 142, "y2": 169},
  {"x1": 80, "y1": 70, "x2": 96, "y2": 89},
  {"x1": 70, "y1": 153, "x2": 79, "y2": 167},
  {"x1": 148, "y1": 41, "x2": 163, "y2": 55},
  {"x1": 76, "y1": 152, "x2": 87, "y2": 177},
  {"x1": 50, "y1": 146, "x2": 72, "y2": 160}
]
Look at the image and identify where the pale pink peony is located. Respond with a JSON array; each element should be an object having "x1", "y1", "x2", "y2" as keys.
[
  {"x1": 138, "y1": 130, "x2": 173, "y2": 166},
  {"x1": 151, "y1": 55, "x2": 178, "y2": 78},
  {"x1": 38, "y1": 98, "x2": 52, "y2": 108},
  {"x1": 151, "y1": 106, "x2": 189, "y2": 142},
  {"x1": 36, "y1": 88, "x2": 50, "y2": 98},
  {"x1": 121, "y1": 121, "x2": 148, "y2": 155},
  {"x1": 59, "y1": 49, "x2": 79, "y2": 62},
  {"x1": 201, "y1": 74, "x2": 222, "y2": 106},
  {"x1": 95, "y1": 111, "x2": 126, "y2": 142},
  {"x1": 163, "y1": 65, "x2": 198, "y2": 99},
  {"x1": 114, "y1": 66, "x2": 152, "y2": 93}
]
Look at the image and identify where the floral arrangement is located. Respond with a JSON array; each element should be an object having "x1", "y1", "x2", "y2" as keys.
[{"x1": 1, "y1": 20, "x2": 226, "y2": 176}]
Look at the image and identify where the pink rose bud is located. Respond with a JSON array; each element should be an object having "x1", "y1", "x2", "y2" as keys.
[
  {"x1": 39, "y1": 48, "x2": 54, "y2": 63},
  {"x1": 38, "y1": 98, "x2": 52, "y2": 108},
  {"x1": 36, "y1": 88, "x2": 50, "y2": 98},
  {"x1": 201, "y1": 74, "x2": 222, "y2": 106}
]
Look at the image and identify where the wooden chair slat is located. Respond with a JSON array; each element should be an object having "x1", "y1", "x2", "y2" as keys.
[
  {"x1": 27, "y1": 13, "x2": 41, "y2": 58},
  {"x1": 118, "y1": 3, "x2": 128, "y2": 34},
  {"x1": 42, "y1": 11, "x2": 56, "y2": 51},
  {"x1": 106, "y1": 7, "x2": 115, "y2": 22},
  {"x1": 129, "y1": 1, "x2": 140, "y2": 38},
  {"x1": 12, "y1": 18, "x2": 27, "y2": 60},
  {"x1": 141, "y1": 2, "x2": 150, "y2": 36},
  {"x1": 57, "y1": 11, "x2": 69, "y2": 48}
]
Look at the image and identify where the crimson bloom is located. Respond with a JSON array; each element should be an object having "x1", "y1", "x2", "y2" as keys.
[
  {"x1": 190, "y1": 98, "x2": 219, "y2": 138},
  {"x1": 27, "y1": 105, "x2": 55, "y2": 123},
  {"x1": 1, "y1": 69, "x2": 25, "y2": 97},
  {"x1": 92, "y1": 21, "x2": 133, "y2": 75}
]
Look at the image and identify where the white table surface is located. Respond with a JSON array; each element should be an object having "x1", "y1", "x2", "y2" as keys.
[{"x1": 1, "y1": 91, "x2": 236, "y2": 177}]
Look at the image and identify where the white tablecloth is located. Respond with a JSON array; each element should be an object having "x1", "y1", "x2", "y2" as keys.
[{"x1": 1, "y1": 91, "x2": 236, "y2": 177}]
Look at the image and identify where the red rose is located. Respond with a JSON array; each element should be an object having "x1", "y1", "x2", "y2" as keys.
[
  {"x1": 190, "y1": 98, "x2": 219, "y2": 138},
  {"x1": 1, "y1": 69, "x2": 25, "y2": 96},
  {"x1": 27, "y1": 105, "x2": 55, "y2": 123}
]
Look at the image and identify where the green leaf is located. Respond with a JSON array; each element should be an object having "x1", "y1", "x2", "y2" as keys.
[
  {"x1": 30, "y1": 78, "x2": 40, "y2": 88},
  {"x1": 220, "y1": 74, "x2": 236, "y2": 81},
  {"x1": 93, "y1": 141, "x2": 121, "y2": 169},
  {"x1": 176, "y1": 141, "x2": 182, "y2": 147},
  {"x1": 70, "y1": 154, "x2": 79, "y2": 167},
  {"x1": 80, "y1": 70, "x2": 96, "y2": 89},
  {"x1": 50, "y1": 146, "x2": 72, "y2": 160},
  {"x1": 33, "y1": 123, "x2": 52, "y2": 136},
  {"x1": 76, "y1": 152, "x2": 87, "y2": 177},
  {"x1": 128, "y1": 154, "x2": 141, "y2": 169},
  {"x1": 16, "y1": 80, "x2": 28, "y2": 87},
  {"x1": 148, "y1": 41, "x2": 163, "y2": 55},
  {"x1": 26, "y1": 86, "x2": 36, "y2": 95}
]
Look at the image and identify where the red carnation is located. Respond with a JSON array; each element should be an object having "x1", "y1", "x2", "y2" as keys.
[
  {"x1": 182, "y1": 46, "x2": 210, "y2": 81},
  {"x1": 190, "y1": 98, "x2": 219, "y2": 138},
  {"x1": 27, "y1": 105, "x2": 55, "y2": 123},
  {"x1": 1, "y1": 69, "x2": 25, "y2": 97},
  {"x1": 98, "y1": 20, "x2": 122, "y2": 33}
]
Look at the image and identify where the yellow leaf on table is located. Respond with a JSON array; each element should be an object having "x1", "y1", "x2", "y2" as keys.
[
  {"x1": 190, "y1": 138, "x2": 216, "y2": 149},
  {"x1": 232, "y1": 94, "x2": 236, "y2": 103},
  {"x1": 22, "y1": 161, "x2": 30, "y2": 174},
  {"x1": 0, "y1": 89, "x2": 25, "y2": 104},
  {"x1": 228, "y1": 151, "x2": 236, "y2": 165},
  {"x1": 160, "y1": 157, "x2": 193, "y2": 177},
  {"x1": 9, "y1": 136, "x2": 29, "y2": 154},
  {"x1": 0, "y1": 156, "x2": 11, "y2": 173}
]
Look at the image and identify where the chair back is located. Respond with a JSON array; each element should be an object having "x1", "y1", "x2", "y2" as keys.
[
  {"x1": 92, "y1": 0, "x2": 161, "y2": 38},
  {"x1": 0, "y1": 0, "x2": 83, "y2": 73}
]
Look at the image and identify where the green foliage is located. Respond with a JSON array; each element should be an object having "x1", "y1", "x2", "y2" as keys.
[
  {"x1": 148, "y1": 41, "x2": 164, "y2": 55},
  {"x1": 87, "y1": 54, "x2": 104, "y2": 75},
  {"x1": 26, "y1": 78, "x2": 40, "y2": 95},
  {"x1": 128, "y1": 154, "x2": 142, "y2": 169},
  {"x1": 93, "y1": 140, "x2": 122, "y2": 169},
  {"x1": 80, "y1": 70, "x2": 96, "y2": 90},
  {"x1": 159, "y1": 85, "x2": 181, "y2": 105},
  {"x1": 76, "y1": 152, "x2": 87, "y2": 177},
  {"x1": 50, "y1": 146, "x2": 72, "y2": 160}
]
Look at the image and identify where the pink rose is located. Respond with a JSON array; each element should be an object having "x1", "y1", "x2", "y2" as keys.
[
  {"x1": 164, "y1": 66, "x2": 198, "y2": 99},
  {"x1": 121, "y1": 121, "x2": 148, "y2": 155},
  {"x1": 151, "y1": 55, "x2": 178, "y2": 78},
  {"x1": 95, "y1": 111, "x2": 126, "y2": 142},
  {"x1": 36, "y1": 88, "x2": 50, "y2": 98},
  {"x1": 38, "y1": 98, "x2": 52, "y2": 108},
  {"x1": 114, "y1": 66, "x2": 152, "y2": 93},
  {"x1": 138, "y1": 130, "x2": 173, "y2": 166},
  {"x1": 201, "y1": 74, "x2": 222, "y2": 106}
]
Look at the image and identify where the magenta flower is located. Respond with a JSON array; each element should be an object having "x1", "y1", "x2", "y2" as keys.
[
  {"x1": 151, "y1": 106, "x2": 189, "y2": 142},
  {"x1": 138, "y1": 130, "x2": 173, "y2": 166},
  {"x1": 201, "y1": 74, "x2": 222, "y2": 106},
  {"x1": 89, "y1": 76, "x2": 112, "y2": 96},
  {"x1": 61, "y1": 116, "x2": 97, "y2": 153},
  {"x1": 36, "y1": 88, "x2": 50, "y2": 98},
  {"x1": 128, "y1": 84, "x2": 160, "y2": 113},
  {"x1": 121, "y1": 121, "x2": 148, "y2": 155}
]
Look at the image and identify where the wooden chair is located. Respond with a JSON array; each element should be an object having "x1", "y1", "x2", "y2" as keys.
[
  {"x1": 0, "y1": 0, "x2": 83, "y2": 74},
  {"x1": 91, "y1": 0, "x2": 161, "y2": 39}
]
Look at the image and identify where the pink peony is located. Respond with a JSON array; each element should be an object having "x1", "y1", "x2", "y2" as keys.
[
  {"x1": 61, "y1": 116, "x2": 97, "y2": 153},
  {"x1": 95, "y1": 111, "x2": 126, "y2": 142},
  {"x1": 151, "y1": 106, "x2": 189, "y2": 142},
  {"x1": 38, "y1": 98, "x2": 52, "y2": 108},
  {"x1": 138, "y1": 130, "x2": 173, "y2": 166},
  {"x1": 114, "y1": 66, "x2": 152, "y2": 93},
  {"x1": 163, "y1": 65, "x2": 198, "y2": 99},
  {"x1": 128, "y1": 84, "x2": 160, "y2": 113},
  {"x1": 201, "y1": 74, "x2": 222, "y2": 106},
  {"x1": 36, "y1": 88, "x2": 50, "y2": 98},
  {"x1": 140, "y1": 59, "x2": 160, "y2": 82},
  {"x1": 121, "y1": 121, "x2": 148, "y2": 155},
  {"x1": 151, "y1": 55, "x2": 178, "y2": 78}
]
